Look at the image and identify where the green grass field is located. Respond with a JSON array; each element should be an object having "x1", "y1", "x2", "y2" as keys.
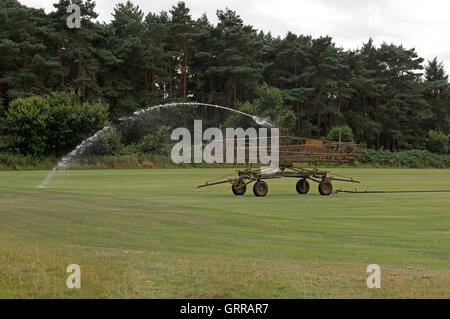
[{"x1": 0, "y1": 168, "x2": 449, "y2": 298}]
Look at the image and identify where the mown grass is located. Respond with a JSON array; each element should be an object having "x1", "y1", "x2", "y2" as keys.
[{"x1": 0, "y1": 168, "x2": 449, "y2": 298}]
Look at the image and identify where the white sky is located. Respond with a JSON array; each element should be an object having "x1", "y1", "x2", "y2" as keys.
[{"x1": 20, "y1": 0, "x2": 450, "y2": 74}]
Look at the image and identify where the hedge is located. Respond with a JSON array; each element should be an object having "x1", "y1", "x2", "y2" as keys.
[{"x1": 1, "y1": 149, "x2": 450, "y2": 170}]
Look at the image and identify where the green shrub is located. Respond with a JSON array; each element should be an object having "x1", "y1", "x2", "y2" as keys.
[
  {"x1": 0, "y1": 135, "x2": 11, "y2": 153},
  {"x1": 76, "y1": 125, "x2": 173, "y2": 157},
  {"x1": 45, "y1": 91, "x2": 109, "y2": 155},
  {"x1": 4, "y1": 91, "x2": 109, "y2": 156},
  {"x1": 1, "y1": 148, "x2": 449, "y2": 170},
  {"x1": 137, "y1": 126, "x2": 172, "y2": 155},
  {"x1": 0, "y1": 153, "x2": 58, "y2": 170},
  {"x1": 427, "y1": 130, "x2": 449, "y2": 154},
  {"x1": 361, "y1": 149, "x2": 450, "y2": 168},
  {"x1": 326, "y1": 125, "x2": 354, "y2": 142},
  {"x1": 83, "y1": 130, "x2": 124, "y2": 156},
  {"x1": 225, "y1": 83, "x2": 296, "y2": 135},
  {"x1": 5, "y1": 96, "x2": 50, "y2": 155}
]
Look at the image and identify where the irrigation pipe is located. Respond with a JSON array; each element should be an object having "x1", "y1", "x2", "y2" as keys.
[{"x1": 336, "y1": 189, "x2": 450, "y2": 194}]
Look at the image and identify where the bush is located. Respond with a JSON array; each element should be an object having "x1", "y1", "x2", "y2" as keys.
[
  {"x1": 0, "y1": 153, "x2": 58, "y2": 170},
  {"x1": 72, "y1": 125, "x2": 173, "y2": 158},
  {"x1": 5, "y1": 96, "x2": 50, "y2": 155},
  {"x1": 1, "y1": 148, "x2": 449, "y2": 170},
  {"x1": 361, "y1": 149, "x2": 450, "y2": 168},
  {"x1": 427, "y1": 130, "x2": 449, "y2": 154},
  {"x1": 225, "y1": 83, "x2": 296, "y2": 134},
  {"x1": 4, "y1": 91, "x2": 109, "y2": 156},
  {"x1": 82, "y1": 129, "x2": 124, "y2": 156},
  {"x1": 45, "y1": 91, "x2": 109, "y2": 155},
  {"x1": 0, "y1": 135, "x2": 11, "y2": 153},
  {"x1": 326, "y1": 125, "x2": 354, "y2": 142},
  {"x1": 137, "y1": 126, "x2": 172, "y2": 155}
]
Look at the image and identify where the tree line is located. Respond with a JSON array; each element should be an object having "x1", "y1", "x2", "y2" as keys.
[{"x1": 0, "y1": 0, "x2": 449, "y2": 152}]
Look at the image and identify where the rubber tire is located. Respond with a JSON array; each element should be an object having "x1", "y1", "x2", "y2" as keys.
[
  {"x1": 318, "y1": 180, "x2": 333, "y2": 196},
  {"x1": 232, "y1": 183, "x2": 246, "y2": 196},
  {"x1": 296, "y1": 179, "x2": 310, "y2": 194},
  {"x1": 253, "y1": 181, "x2": 268, "y2": 197}
]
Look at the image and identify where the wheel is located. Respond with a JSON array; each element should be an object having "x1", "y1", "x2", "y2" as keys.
[
  {"x1": 296, "y1": 179, "x2": 310, "y2": 194},
  {"x1": 318, "y1": 180, "x2": 333, "y2": 196},
  {"x1": 232, "y1": 181, "x2": 246, "y2": 195},
  {"x1": 253, "y1": 181, "x2": 268, "y2": 197}
]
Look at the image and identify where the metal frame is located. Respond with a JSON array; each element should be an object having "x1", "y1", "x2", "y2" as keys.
[
  {"x1": 197, "y1": 166, "x2": 359, "y2": 189},
  {"x1": 197, "y1": 136, "x2": 366, "y2": 196}
]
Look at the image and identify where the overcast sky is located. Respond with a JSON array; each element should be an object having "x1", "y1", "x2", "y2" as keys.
[{"x1": 20, "y1": 0, "x2": 450, "y2": 74}]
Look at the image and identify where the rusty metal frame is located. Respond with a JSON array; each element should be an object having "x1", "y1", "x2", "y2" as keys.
[
  {"x1": 197, "y1": 136, "x2": 365, "y2": 194},
  {"x1": 197, "y1": 166, "x2": 359, "y2": 190}
]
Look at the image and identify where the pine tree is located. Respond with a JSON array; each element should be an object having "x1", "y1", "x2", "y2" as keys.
[
  {"x1": 142, "y1": 12, "x2": 171, "y2": 104},
  {"x1": 106, "y1": 0, "x2": 146, "y2": 117},
  {"x1": 169, "y1": 2, "x2": 195, "y2": 99},
  {"x1": 308, "y1": 36, "x2": 349, "y2": 137},
  {"x1": 0, "y1": 0, "x2": 449, "y2": 151},
  {"x1": 377, "y1": 43, "x2": 429, "y2": 149},
  {"x1": 0, "y1": 0, "x2": 60, "y2": 112},
  {"x1": 267, "y1": 33, "x2": 315, "y2": 135},
  {"x1": 208, "y1": 9, "x2": 263, "y2": 107},
  {"x1": 424, "y1": 58, "x2": 450, "y2": 133},
  {"x1": 347, "y1": 40, "x2": 382, "y2": 147},
  {"x1": 49, "y1": 0, "x2": 100, "y2": 101},
  {"x1": 190, "y1": 14, "x2": 214, "y2": 107}
]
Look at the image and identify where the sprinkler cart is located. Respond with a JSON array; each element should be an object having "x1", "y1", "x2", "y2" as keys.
[{"x1": 197, "y1": 136, "x2": 367, "y2": 196}]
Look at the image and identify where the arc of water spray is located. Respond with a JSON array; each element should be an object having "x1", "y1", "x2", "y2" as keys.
[
  {"x1": 37, "y1": 102, "x2": 274, "y2": 188},
  {"x1": 123, "y1": 102, "x2": 273, "y2": 127}
]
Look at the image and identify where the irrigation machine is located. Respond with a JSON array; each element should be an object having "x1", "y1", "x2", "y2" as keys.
[{"x1": 197, "y1": 136, "x2": 367, "y2": 197}]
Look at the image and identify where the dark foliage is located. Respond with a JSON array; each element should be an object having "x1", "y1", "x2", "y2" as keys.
[{"x1": 0, "y1": 0, "x2": 449, "y2": 154}]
